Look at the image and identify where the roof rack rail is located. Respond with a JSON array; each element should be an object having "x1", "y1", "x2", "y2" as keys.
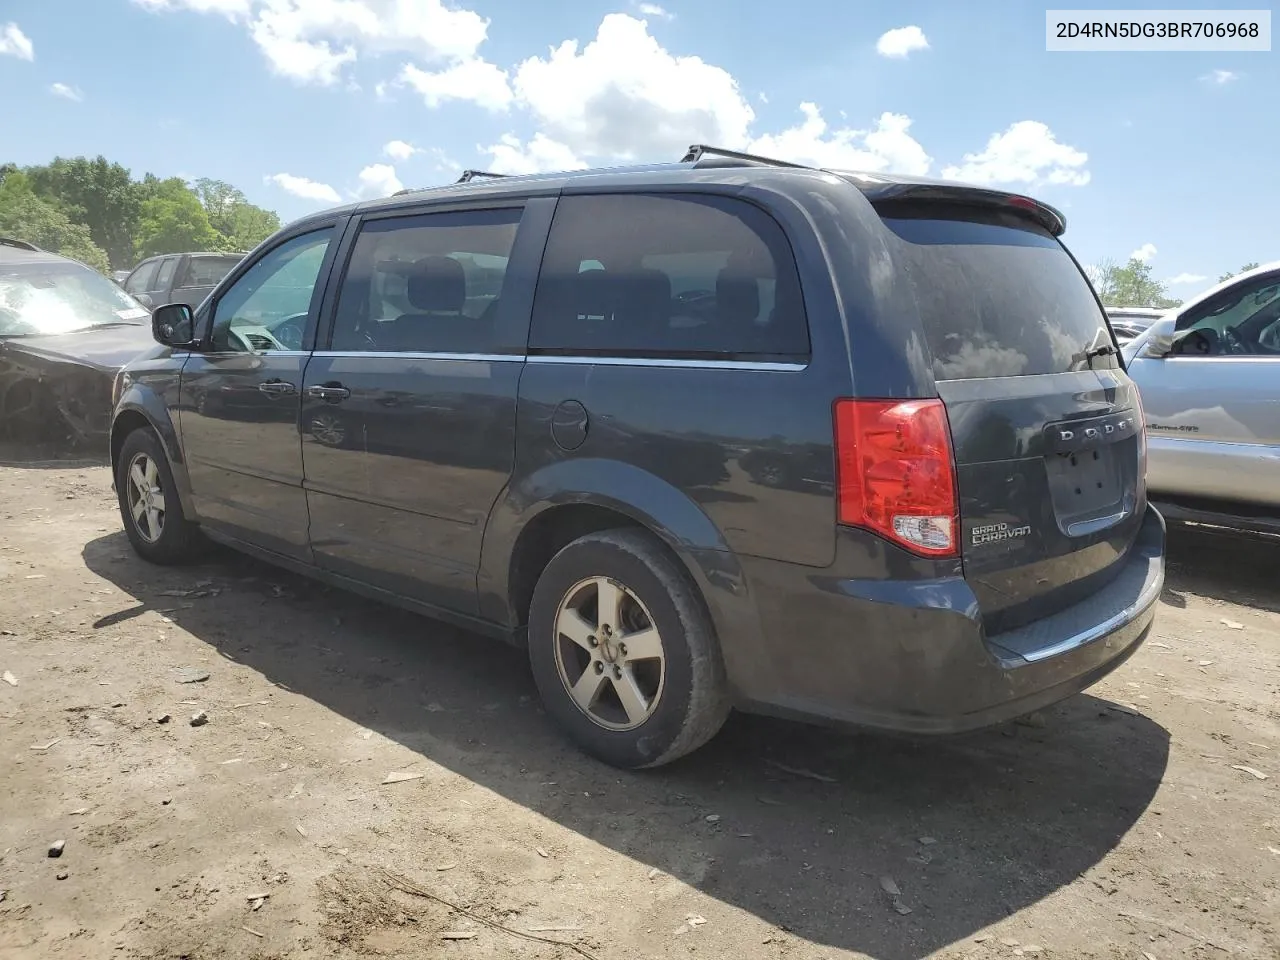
[
  {"x1": 389, "y1": 169, "x2": 512, "y2": 196},
  {"x1": 680, "y1": 145, "x2": 808, "y2": 169},
  {"x1": 456, "y1": 169, "x2": 511, "y2": 184},
  {"x1": 0, "y1": 237, "x2": 42, "y2": 252}
]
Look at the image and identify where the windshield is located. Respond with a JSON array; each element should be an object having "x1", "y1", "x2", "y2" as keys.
[{"x1": 0, "y1": 260, "x2": 151, "y2": 336}]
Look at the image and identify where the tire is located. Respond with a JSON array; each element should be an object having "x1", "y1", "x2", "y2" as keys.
[
  {"x1": 527, "y1": 528, "x2": 731, "y2": 769},
  {"x1": 115, "y1": 427, "x2": 201, "y2": 565}
]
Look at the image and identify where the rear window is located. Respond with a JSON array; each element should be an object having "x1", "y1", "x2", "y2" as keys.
[
  {"x1": 529, "y1": 193, "x2": 809, "y2": 361},
  {"x1": 885, "y1": 211, "x2": 1115, "y2": 380},
  {"x1": 182, "y1": 256, "x2": 242, "y2": 288}
]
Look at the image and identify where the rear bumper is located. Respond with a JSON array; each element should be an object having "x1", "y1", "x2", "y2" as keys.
[{"x1": 734, "y1": 504, "x2": 1165, "y2": 734}]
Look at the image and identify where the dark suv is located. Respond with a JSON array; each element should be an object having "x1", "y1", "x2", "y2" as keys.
[
  {"x1": 121, "y1": 251, "x2": 245, "y2": 311},
  {"x1": 110, "y1": 147, "x2": 1165, "y2": 769}
]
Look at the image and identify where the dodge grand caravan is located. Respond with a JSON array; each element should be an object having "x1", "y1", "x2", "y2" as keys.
[{"x1": 110, "y1": 146, "x2": 1165, "y2": 769}]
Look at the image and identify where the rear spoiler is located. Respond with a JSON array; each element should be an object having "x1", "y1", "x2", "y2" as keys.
[{"x1": 839, "y1": 175, "x2": 1067, "y2": 237}]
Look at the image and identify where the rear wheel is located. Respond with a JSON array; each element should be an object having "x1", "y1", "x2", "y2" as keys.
[
  {"x1": 527, "y1": 529, "x2": 730, "y2": 768},
  {"x1": 116, "y1": 428, "x2": 201, "y2": 564}
]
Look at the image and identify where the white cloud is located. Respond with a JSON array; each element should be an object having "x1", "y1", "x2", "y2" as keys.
[
  {"x1": 460, "y1": 16, "x2": 923, "y2": 176},
  {"x1": 942, "y1": 120, "x2": 1089, "y2": 187},
  {"x1": 133, "y1": 0, "x2": 249, "y2": 15},
  {"x1": 50, "y1": 82, "x2": 83, "y2": 102},
  {"x1": 637, "y1": 3, "x2": 673, "y2": 19},
  {"x1": 1201, "y1": 68, "x2": 1239, "y2": 85},
  {"x1": 876, "y1": 25, "x2": 929, "y2": 59},
  {"x1": 0, "y1": 22, "x2": 34, "y2": 60},
  {"x1": 355, "y1": 163, "x2": 403, "y2": 198},
  {"x1": 266, "y1": 173, "x2": 342, "y2": 204},
  {"x1": 136, "y1": 0, "x2": 491, "y2": 86},
  {"x1": 1167, "y1": 272, "x2": 1207, "y2": 285},
  {"x1": 400, "y1": 58, "x2": 512, "y2": 111},
  {"x1": 509, "y1": 14, "x2": 754, "y2": 161},
  {"x1": 383, "y1": 140, "x2": 419, "y2": 162},
  {"x1": 746, "y1": 104, "x2": 931, "y2": 175},
  {"x1": 1130, "y1": 243, "x2": 1157, "y2": 263},
  {"x1": 482, "y1": 133, "x2": 587, "y2": 175}
]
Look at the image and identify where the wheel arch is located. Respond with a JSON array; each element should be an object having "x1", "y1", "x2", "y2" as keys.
[
  {"x1": 110, "y1": 386, "x2": 195, "y2": 518},
  {"x1": 477, "y1": 458, "x2": 770, "y2": 698}
]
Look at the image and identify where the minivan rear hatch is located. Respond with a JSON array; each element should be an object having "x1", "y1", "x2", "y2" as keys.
[{"x1": 867, "y1": 187, "x2": 1144, "y2": 637}]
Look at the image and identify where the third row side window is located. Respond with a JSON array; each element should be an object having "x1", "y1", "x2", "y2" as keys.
[{"x1": 528, "y1": 194, "x2": 810, "y2": 361}]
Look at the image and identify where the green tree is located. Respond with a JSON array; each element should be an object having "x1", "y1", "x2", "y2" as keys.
[
  {"x1": 218, "y1": 202, "x2": 280, "y2": 251},
  {"x1": 1090, "y1": 257, "x2": 1181, "y2": 309},
  {"x1": 133, "y1": 177, "x2": 221, "y2": 259},
  {"x1": 25, "y1": 156, "x2": 140, "y2": 269},
  {"x1": 1218, "y1": 262, "x2": 1260, "y2": 283},
  {"x1": 0, "y1": 171, "x2": 111, "y2": 273},
  {"x1": 193, "y1": 177, "x2": 280, "y2": 251}
]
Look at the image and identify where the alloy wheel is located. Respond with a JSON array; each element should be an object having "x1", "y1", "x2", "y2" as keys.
[
  {"x1": 126, "y1": 452, "x2": 165, "y2": 543},
  {"x1": 552, "y1": 576, "x2": 667, "y2": 731}
]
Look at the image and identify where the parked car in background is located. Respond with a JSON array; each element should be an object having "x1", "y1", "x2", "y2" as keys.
[
  {"x1": 1106, "y1": 306, "x2": 1168, "y2": 343},
  {"x1": 1123, "y1": 260, "x2": 1280, "y2": 536},
  {"x1": 121, "y1": 251, "x2": 245, "y2": 311},
  {"x1": 110, "y1": 147, "x2": 1163, "y2": 768},
  {"x1": 112, "y1": 269, "x2": 130, "y2": 284},
  {"x1": 1, "y1": 242, "x2": 154, "y2": 445}
]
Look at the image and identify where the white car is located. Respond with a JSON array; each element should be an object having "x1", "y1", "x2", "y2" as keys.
[
  {"x1": 1106, "y1": 306, "x2": 1168, "y2": 343},
  {"x1": 1123, "y1": 261, "x2": 1280, "y2": 535}
]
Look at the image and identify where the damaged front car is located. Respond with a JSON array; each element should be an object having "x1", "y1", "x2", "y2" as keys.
[{"x1": 1, "y1": 248, "x2": 155, "y2": 449}]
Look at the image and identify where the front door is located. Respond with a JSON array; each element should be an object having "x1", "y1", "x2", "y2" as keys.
[
  {"x1": 178, "y1": 224, "x2": 341, "y2": 560},
  {"x1": 300, "y1": 203, "x2": 545, "y2": 614},
  {"x1": 1136, "y1": 270, "x2": 1280, "y2": 508}
]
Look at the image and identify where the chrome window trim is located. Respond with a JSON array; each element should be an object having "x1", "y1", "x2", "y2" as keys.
[
  {"x1": 304, "y1": 351, "x2": 808, "y2": 371},
  {"x1": 526, "y1": 355, "x2": 808, "y2": 372},
  {"x1": 194, "y1": 350, "x2": 311, "y2": 359},
  {"x1": 310, "y1": 351, "x2": 522, "y2": 362}
]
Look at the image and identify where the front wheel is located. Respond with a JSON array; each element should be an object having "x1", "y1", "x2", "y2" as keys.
[
  {"x1": 527, "y1": 529, "x2": 730, "y2": 768},
  {"x1": 115, "y1": 428, "x2": 201, "y2": 564}
]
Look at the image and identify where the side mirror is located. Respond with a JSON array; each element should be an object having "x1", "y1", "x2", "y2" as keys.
[
  {"x1": 1141, "y1": 333, "x2": 1174, "y2": 358},
  {"x1": 152, "y1": 303, "x2": 197, "y2": 348},
  {"x1": 134, "y1": 292, "x2": 154, "y2": 309}
]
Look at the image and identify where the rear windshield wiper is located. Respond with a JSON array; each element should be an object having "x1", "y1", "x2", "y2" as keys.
[
  {"x1": 1083, "y1": 343, "x2": 1115, "y2": 362},
  {"x1": 1074, "y1": 329, "x2": 1117, "y2": 368}
]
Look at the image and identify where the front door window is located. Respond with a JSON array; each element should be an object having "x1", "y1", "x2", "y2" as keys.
[{"x1": 210, "y1": 229, "x2": 332, "y2": 353}]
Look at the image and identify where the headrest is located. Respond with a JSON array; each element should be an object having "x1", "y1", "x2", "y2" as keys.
[
  {"x1": 406, "y1": 256, "x2": 466, "y2": 312},
  {"x1": 615, "y1": 267, "x2": 672, "y2": 323},
  {"x1": 573, "y1": 268, "x2": 614, "y2": 319},
  {"x1": 715, "y1": 267, "x2": 760, "y2": 323}
]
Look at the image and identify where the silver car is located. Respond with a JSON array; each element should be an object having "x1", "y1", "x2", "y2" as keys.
[
  {"x1": 1123, "y1": 261, "x2": 1280, "y2": 535},
  {"x1": 1106, "y1": 306, "x2": 1167, "y2": 343}
]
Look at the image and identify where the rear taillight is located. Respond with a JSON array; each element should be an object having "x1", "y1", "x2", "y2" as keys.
[{"x1": 833, "y1": 398, "x2": 959, "y2": 558}]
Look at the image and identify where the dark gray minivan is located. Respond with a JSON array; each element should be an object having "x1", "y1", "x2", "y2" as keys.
[{"x1": 110, "y1": 147, "x2": 1165, "y2": 768}]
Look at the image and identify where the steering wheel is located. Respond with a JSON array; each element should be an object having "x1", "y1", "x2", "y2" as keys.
[
  {"x1": 269, "y1": 313, "x2": 309, "y2": 351},
  {"x1": 1220, "y1": 326, "x2": 1254, "y2": 356}
]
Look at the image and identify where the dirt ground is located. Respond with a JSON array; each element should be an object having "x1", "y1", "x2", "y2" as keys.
[{"x1": 1, "y1": 456, "x2": 1277, "y2": 960}]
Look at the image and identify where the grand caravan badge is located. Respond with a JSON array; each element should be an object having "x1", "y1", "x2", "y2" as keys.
[{"x1": 971, "y1": 522, "x2": 1032, "y2": 546}]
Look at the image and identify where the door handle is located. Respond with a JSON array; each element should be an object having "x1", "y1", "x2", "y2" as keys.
[
  {"x1": 258, "y1": 380, "x2": 297, "y2": 397},
  {"x1": 307, "y1": 383, "x2": 351, "y2": 403}
]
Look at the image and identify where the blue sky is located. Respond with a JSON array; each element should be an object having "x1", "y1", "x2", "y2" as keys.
[{"x1": 1, "y1": 0, "x2": 1275, "y2": 289}]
